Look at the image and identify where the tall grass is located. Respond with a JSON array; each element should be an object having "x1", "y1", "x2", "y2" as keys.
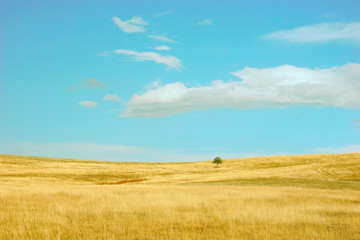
[
  {"x1": 1, "y1": 185, "x2": 359, "y2": 240},
  {"x1": 0, "y1": 153, "x2": 359, "y2": 239}
]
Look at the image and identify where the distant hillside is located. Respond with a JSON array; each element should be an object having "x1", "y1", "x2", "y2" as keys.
[{"x1": 0, "y1": 153, "x2": 359, "y2": 190}]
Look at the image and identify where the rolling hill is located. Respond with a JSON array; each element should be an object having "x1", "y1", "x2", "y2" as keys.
[{"x1": 0, "y1": 153, "x2": 359, "y2": 240}]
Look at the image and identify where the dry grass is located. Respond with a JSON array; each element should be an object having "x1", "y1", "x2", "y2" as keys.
[{"x1": 0, "y1": 153, "x2": 359, "y2": 239}]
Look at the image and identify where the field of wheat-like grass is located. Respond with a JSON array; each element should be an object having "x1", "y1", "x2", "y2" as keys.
[{"x1": 0, "y1": 153, "x2": 359, "y2": 239}]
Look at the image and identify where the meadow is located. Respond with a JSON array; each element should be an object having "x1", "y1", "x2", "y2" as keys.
[{"x1": 0, "y1": 153, "x2": 359, "y2": 239}]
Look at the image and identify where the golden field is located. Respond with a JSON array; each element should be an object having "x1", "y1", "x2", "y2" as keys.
[{"x1": 0, "y1": 153, "x2": 359, "y2": 239}]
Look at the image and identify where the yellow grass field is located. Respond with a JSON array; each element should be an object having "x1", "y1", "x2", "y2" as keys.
[{"x1": 0, "y1": 153, "x2": 359, "y2": 239}]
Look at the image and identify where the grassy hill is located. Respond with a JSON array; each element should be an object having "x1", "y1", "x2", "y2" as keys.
[
  {"x1": 1, "y1": 153, "x2": 359, "y2": 189},
  {"x1": 0, "y1": 153, "x2": 359, "y2": 239}
]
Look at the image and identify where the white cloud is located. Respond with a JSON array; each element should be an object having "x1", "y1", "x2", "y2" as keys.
[
  {"x1": 112, "y1": 16, "x2": 148, "y2": 33},
  {"x1": 67, "y1": 79, "x2": 106, "y2": 91},
  {"x1": 262, "y1": 22, "x2": 360, "y2": 43},
  {"x1": 114, "y1": 49, "x2": 182, "y2": 71},
  {"x1": 104, "y1": 94, "x2": 121, "y2": 102},
  {"x1": 148, "y1": 35, "x2": 178, "y2": 43},
  {"x1": 198, "y1": 19, "x2": 212, "y2": 26},
  {"x1": 0, "y1": 142, "x2": 248, "y2": 162},
  {"x1": 121, "y1": 63, "x2": 360, "y2": 117},
  {"x1": 315, "y1": 144, "x2": 360, "y2": 154},
  {"x1": 78, "y1": 101, "x2": 98, "y2": 108},
  {"x1": 155, "y1": 45, "x2": 171, "y2": 51}
]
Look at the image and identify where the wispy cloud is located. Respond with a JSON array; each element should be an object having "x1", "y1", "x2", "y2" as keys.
[
  {"x1": 83, "y1": 79, "x2": 106, "y2": 88},
  {"x1": 67, "y1": 79, "x2": 106, "y2": 91},
  {"x1": 148, "y1": 35, "x2": 178, "y2": 43},
  {"x1": 154, "y1": 11, "x2": 172, "y2": 17},
  {"x1": 104, "y1": 94, "x2": 121, "y2": 102},
  {"x1": 145, "y1": 78, "x2": 162, "y2": 90},
  {"x1": 78, "y1": 101, "x2": 98, "y2": 108},
  {"x1": 315, "y1": 144, "x2": 360, "y2": 154},
  {"x1": 114, "y1": 49, "x2": 182, "y2": 71},
  {"x1": 198, "y1": 19, "x2": 212, "y2": 26},
  {"x1": 155, "y1": 45, "x2": 171, "y2": 51},
  {"x1": 96, "y1": 51, "x2": 112, "y2": 57},
  {"x1": 262, "y1": 22, "x2": 360, "y2": 43},
  {"x1": 112, "y1": 16, "x2": 148, "y2": 33},
  {"x1": 121, "y1": 63, "x2": 360, "y2": 117}
]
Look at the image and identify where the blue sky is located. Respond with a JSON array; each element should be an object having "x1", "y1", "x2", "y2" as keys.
[{"x1": 1, "y1": 0, "x2": 359, "y2": 161}]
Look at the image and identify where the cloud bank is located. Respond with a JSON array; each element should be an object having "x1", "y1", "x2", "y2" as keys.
[
  {"x1": 114, "y1": 49, "x2": 182, "y2": 70},
  {"x1": 121, "y1": 63, "x2": 360, "y2": 117},
  {"x1": 262, "y1": 22, "x2": 360, "y2": 43},
  {"x1": 0, "y1": 142, "x2": 246, "y2": 162},
  {"x1": 315, "y1": 144, "x2": 360, "y2": 154},
  {"x1": 112, "y1": 16, "x2": 148, "y2": 33}
]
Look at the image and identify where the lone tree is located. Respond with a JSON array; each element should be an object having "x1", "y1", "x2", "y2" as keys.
[{"x1": 212, "y1": 157, "x2": 223, "y2": 168}]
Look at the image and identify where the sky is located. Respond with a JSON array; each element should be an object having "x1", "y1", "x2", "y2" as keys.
[{"x1": 1, "y1": 0, "x2": 359, "y2": 162}]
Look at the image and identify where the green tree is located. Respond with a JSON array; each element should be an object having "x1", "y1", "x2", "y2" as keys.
[{"x1": 212, "y1": 157, "x2": 223, "y2": 168}]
